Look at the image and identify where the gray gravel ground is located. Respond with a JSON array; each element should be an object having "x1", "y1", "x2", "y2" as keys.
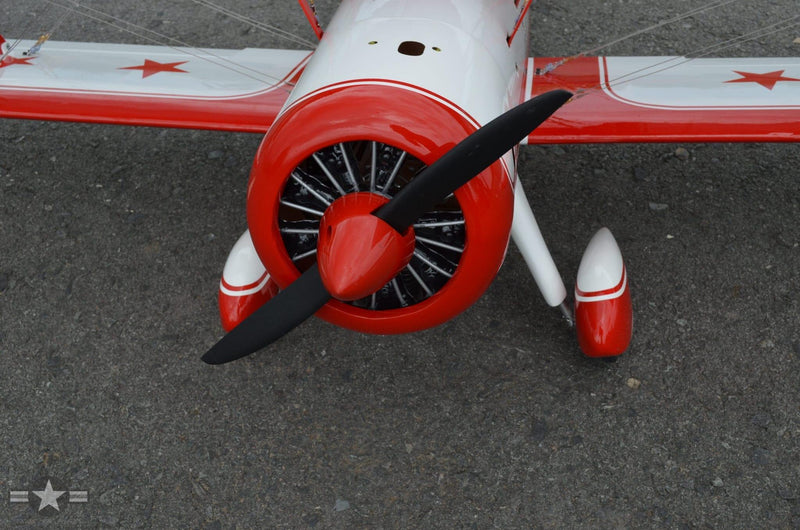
[{"x1": 1, "y1": 1, "x2": 799, "y2": 528}]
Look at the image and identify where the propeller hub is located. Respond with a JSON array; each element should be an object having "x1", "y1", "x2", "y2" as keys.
[{"x1": 317, "y1": 193, "x2": 416, "y2": 301}]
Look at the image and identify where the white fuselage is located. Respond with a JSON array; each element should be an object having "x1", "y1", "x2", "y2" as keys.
[{"x1": 285, "y1": 0, "x2": 529, "y2": 129}]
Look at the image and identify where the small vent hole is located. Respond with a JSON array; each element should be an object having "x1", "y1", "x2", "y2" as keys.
[{"x1": 398, "y1": 41, "x2": 425, "y2": 56}]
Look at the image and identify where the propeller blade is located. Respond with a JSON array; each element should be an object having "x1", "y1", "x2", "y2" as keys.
[
  {"x1": 202, "y1": 89, "x2": 572, "y2": 364},
  {"x1": 202, "y1": 264, "x2": 330, "y2": 365},
  {"x1": 374, "y1": 89, "x2": 572, "y2": 232}
]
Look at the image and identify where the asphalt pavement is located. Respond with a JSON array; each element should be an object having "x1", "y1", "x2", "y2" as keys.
[{"x1": 1, "y1": 1, "x2": 799, "y2": 527}]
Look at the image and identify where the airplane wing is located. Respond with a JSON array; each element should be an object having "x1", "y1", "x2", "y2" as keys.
[
  {"x1": 0, "y1": 39, "x2": 311, "y2": 132},
  {"x1": 525, "y1": 56, "x2": 800, "y2": 144},
  {"x1": 4, "y1": 42, "x2": 798, "y2": 142}
]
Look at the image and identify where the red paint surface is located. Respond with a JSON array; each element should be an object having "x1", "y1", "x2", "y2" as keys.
[
  {"x1": 0, "y1": 56, "x2": 309, "y2": 132},
  {"x1": 528, "y1": 57, "x2": 800, "y2": 143},
  {"x1": 118, "y1": 59, "x2": 189, "y2": 79},
  {"x1": 247, "y1": 81, "x2": 514, "y2": 334},
  {"x1": 218, "y1": 276, "x2": 280, "y2": 332},
  {"x1": 317, "y1": 193, "x2": 415, "y2": 302},
  {"x1": 575, "y1": 273, "x2": 633, "y2": 358},
  {"x1": 725, "y1": 70, "x2": 800, "y2": 90}
]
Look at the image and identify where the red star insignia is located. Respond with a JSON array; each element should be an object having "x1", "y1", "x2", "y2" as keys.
[
  {"x1": 119, "y1": 59, "x2": 189, "y2": 79},
  {"x1": 724, "y1": 70, "x2": 800, "y2": 90},
  {"x1": 0, "y1": 55, "x2": 35, "y2": 68}
]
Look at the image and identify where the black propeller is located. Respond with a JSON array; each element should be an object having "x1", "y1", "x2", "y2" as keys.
[{"x1": 202, "y1": 89, "x2": 572, "y2": 365}]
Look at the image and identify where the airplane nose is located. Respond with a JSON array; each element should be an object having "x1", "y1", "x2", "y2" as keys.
[{"x1": 316, "y1": 193, "x2": 415, "y2": 301}]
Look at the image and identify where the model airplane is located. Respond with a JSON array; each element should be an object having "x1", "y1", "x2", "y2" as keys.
[{"x1": 1, "y1": 1, "x2": 798, "y2": 364}]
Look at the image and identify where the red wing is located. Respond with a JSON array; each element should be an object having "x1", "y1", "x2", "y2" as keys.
[
  {"x1": 525, "y1": 56, "x2": 800, "y2": 144},
  {"x1": 0, "y1": 39, "x2": 311, "y2": 132}
]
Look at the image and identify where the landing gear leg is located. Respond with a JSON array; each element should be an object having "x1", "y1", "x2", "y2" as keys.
[
  {"x1": 510, "y1": 180, "x2": 572, "y2": 325},
  {"x1": 510, "y1": 180, "x2": 632, "y2": 357}
]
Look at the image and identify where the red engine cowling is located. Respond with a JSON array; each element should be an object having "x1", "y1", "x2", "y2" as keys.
[{"x1": 246, "y1": 82, "x2": 515, "y2": 334}]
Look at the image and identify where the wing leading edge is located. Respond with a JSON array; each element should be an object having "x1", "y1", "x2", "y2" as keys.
[
  {"x1": 525, "y1": 56, "x2": 800, "y2": 144},
  {"x1": 0, "y1": 39, "x2": 311, "y2": 132}
]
